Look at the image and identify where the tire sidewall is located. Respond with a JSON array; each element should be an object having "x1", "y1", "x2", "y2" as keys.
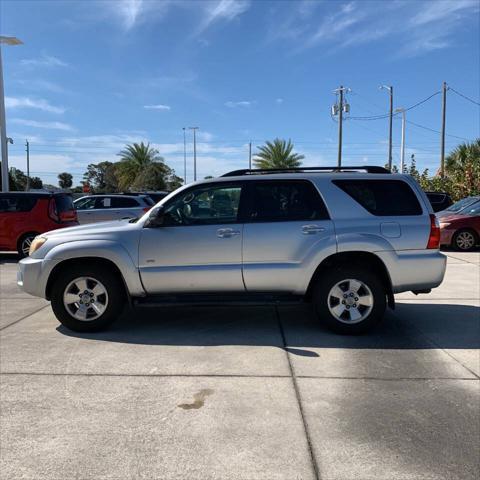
[
  {"x1": 453, "y1": 229, "x2": 478, "y2": 252},
  {"x1": 51, "y1": 265, "x2": 124, "y2": 332},
  {"x1": 312, "y1": 267, "x2": 386, "y2": 334}
]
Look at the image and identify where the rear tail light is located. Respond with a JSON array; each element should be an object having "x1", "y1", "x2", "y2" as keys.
[
  {"x1": 427, "y1": 214, "x2": 440, "y2": 249},
  {"x1": 48, "y1": 199, "x2": 60, "y2": 222}
]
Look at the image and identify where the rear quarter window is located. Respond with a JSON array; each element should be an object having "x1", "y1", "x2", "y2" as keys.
[
  {"x1": 333, "y1": 179, "x2": 423, "y2": 216},
  {"x1": 54, "y1": 195, "x2": 74, "y2": 212}
]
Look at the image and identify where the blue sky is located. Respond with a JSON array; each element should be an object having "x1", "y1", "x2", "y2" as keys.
[{"x1": 1, "y1": 0, "x2": 479, "y2": 185}]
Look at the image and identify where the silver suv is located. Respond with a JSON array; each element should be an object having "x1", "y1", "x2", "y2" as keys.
[{"x1": 18, "y1": 166, "x2": 446, "y2": 334}]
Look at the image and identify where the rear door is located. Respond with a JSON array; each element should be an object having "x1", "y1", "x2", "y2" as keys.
[
  {"x1": 110, "y1": 196, "x2": 144, "y2": 220},
  {"x1": 74, "y1": 197, "x2": 97, "y2": 224},
  {"x1": 242, "y1": 180, "x2": 336, "y2": 293}
]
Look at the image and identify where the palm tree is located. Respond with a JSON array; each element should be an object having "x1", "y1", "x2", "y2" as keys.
[
  {"x1": 444, "y1": 139, "x2": 480, "y2": 198},
  {"x1": 253, "y1": 138, "x2": 304, "y2": 169},
  {"x1": 116, "y1": 142, "x2": 164, "y2": 190}
]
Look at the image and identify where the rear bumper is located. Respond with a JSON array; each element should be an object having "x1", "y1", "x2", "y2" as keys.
[
  {"x1": 377, "y1": 250, "x2": 447, "y2": 293},
  {"x1": 440, "y1": 228, "x2": 454, "y2": 246},
  {"x1": 17, "y1": 257, "x2": 60, "y2": 298}
]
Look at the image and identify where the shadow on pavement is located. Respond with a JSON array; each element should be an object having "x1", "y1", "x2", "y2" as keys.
[
  {"x1": 0, "y1": 253, "x2": 20, "y2": 264},
  {"x1": 57, "y1": 302, "x2": 479, "y2": 351}
]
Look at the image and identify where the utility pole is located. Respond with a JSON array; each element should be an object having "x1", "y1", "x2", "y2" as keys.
[
  {"x1": 182, "y1": 127, "x2": 187, "y2": 184},
  {"x1": 189, "y1": 127, "x2": 199, "y2": 181},
  {"x1": 0, "y1": 36, "x2": 23, "y2": 192},
  {"x1": 440, "y1": 81, "x2": 447, "y2": 178},
  {"x1": 332, "y1": 86, "x2": 350, "y2": 167},
  {"x1": 380, "y1": 85, "x2": 393, "y2": 171},
  {"x1": 248, "y1": 141, "x2": 252, "y2": 169},
  {"x1": 395, "y1": 108, "x2": 406, "y2": 173},
  {"x1": 25, "y1": 139, "x2": 30, "y2": 191}
]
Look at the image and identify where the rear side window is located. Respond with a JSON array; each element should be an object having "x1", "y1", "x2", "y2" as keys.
[
  {"x1": 111, "y1": 197, "x2": 140, "y2": 208},
  {"x1": 54, "y1": 195, "x2": 74, "y2": 213},
  {"x1": 333, "y1": 180, "x2": 423, "y2": 216},
  {"x1": 248, "y1": 181, "x2": 329, "y2": 222},
  {"x1": 0, "y1": 195, "x2": 37, "y2": 213}
]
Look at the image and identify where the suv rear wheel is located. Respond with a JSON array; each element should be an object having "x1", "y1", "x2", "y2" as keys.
[
  {"x1": 51, "y1": 265, "x2": 125, "y2": 332},
  {"x1": 312, "y1": 267, "x2": 386, "y2": 334}
]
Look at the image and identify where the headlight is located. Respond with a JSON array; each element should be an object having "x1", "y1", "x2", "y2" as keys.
[{"x1": 29, "y1": 236, "x2": 47, "y2": 255}]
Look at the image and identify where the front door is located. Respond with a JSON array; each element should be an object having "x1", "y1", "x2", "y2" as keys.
[{"x1": 139, "y1": 182, "x2": 245, "y2": 294}]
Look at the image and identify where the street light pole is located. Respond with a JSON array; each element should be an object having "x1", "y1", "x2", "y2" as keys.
[
  {"x1": 26, "y1": 139, "x2": 30, "y2": 190},
  {"x1": 395, "y1": 108, "x2": 406, "y2": 173},
  {"x1": 380, "y1": 85, "x2": 393, "y2": 171},
  {"x1": 189, "y1": 127, "x2": 199, "y2": 181},
  {"x1": 0, "y1": 36, "x2": 23, "y2": 192},
  {"x1": 182, "y1": 127, "x2": 187, "y2": 184}
]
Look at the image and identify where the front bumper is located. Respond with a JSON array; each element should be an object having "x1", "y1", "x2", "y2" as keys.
[{"x1": 17, "y1": 257, "x2": 61, "y2": 299}]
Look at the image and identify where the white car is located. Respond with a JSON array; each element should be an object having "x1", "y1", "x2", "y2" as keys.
[{"x1": 74, "y1": 194, "x2": 154, "y2": 224}]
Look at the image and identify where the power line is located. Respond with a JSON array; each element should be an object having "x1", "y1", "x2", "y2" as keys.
[
  {"x1": 449, "y1": 87, "x2": 480, "y2": 107},
  {"x1": 406, "y1": 119, "x2": 472, "y2": 142},
  {"x1": 349, "y1": 90, "x2": 442, "y2": 120}
]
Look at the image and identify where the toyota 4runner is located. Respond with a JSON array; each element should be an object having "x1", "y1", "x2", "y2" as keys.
[{"x1": 18, "y1": 166, "x2": 446, "y2": 334}]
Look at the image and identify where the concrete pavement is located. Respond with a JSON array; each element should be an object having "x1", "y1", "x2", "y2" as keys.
[{"x1": 1, "y1": 251, "x2": 479, "y2": 479}]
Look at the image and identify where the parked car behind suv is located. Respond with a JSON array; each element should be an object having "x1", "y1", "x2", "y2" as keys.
[
  {"x1": 0, "y1": 192, "x2": 77, "y2": 257},
  {"x1": 74, "y1": 194, "x2": 153, "y2": 224},
  {"x1": 436, "y1": 196, "x2": 479, "y2": 219},
  {"x1": 18, "y1": 166, "x2": 446, "y2": 335},
  {"x1": 439, "y1": 201, "x2": 480, "y2": 251}
]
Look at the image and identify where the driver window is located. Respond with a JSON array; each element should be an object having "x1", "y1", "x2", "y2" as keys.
[{"x1": 163, "y1": 184, "x2": 242, "y2": 226}]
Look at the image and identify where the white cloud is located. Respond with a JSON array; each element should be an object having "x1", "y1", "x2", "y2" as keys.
[
  {"x1": 197, "y1": 131, "x2": 215, "y2": 142},
  {"x1": 9, "y1": 154, "x2": 75, "y2": 177},
  {"x1": 196, "y1": 0, "x2": 250, "y2": 35},
  {"x1": 20, "y1": 53, "x2": 68, "y2": 68},
  {"x1": 411, "y1": 0, "x2": 477, "y2": 26},
  {"x1": 143, "y1": 104, "x2": 171, "y2": 110},
  {"x1": 275, "y1": 98, "x2": 284, "y2": 104},
  {"x1": 11, "y1": 119, "x2": 75, "y2": 131},
  {"x1": 6, "y1": 97, "x2": 65, "y2": 114},
  {"x1": 109, "y1": 0, "x2": 172, "y2": 30},
  {"x1": 225, "y1": 100, "x2": 254, "y2": 108}
]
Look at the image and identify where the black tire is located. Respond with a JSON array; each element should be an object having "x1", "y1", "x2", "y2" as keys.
[
  {"x1": 312, "y1": 266, "x2": 387, "y2": 335},
  {"x1": 452, "y1": 229, "x2": 478, "y2": 252},
  {"x1": 50, "y1": 264, "x2": 125, "y2": 332},
  {"x1": 17, "y1": 233, "x2": 38, "y2": 259}
]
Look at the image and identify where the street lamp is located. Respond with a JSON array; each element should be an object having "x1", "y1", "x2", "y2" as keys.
[
  {"x1": 395, "y1": 108, "x2": 406, "y2": 173},
  {"x1": 182, "y1": 127, "x2": 187, "y2": 184},
  {"x1": 1, "y1": 36, "x2": 23, "y2": 192},
  {"x1": 379, "y1": 85, "x2": 393, "y2": 171},
  {"x1": 188, "y1": 127, "x2": 199, "y2": 181}
]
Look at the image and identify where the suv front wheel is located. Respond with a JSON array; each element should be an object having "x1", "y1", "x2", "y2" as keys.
[
  {"x1": 51, "y1": 265, "x2": 125, "y2": 332},
  {"x1": 312, "y1": 267, "x2": 386, "y2": 334}
]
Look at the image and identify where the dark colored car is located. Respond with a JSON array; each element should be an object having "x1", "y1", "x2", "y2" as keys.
[
  {"x1": 0, "y1": 192, "x2": 78, "y2": 257},
  {"x1": 439, "y1": 201, "x2": 480, "y2": 251},
  {"x1": 425, "y1": 191, "x2": 453, "y2": 213},
  {"x1": 436, "y1": 196, "x2": 480, "y2": 219}
]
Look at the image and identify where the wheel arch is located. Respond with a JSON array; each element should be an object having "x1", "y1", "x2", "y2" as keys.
[
  {"x1": 17, "y1": 231, "x2": 40, "y2": 251},
  {"x1": 45, "y1": 257, "x2": 130, "y2": 303},
  {"x1": 305, "y1": 251, "x2": 395, "y2": 309}
]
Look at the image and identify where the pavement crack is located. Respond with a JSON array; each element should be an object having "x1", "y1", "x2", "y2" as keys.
[{"x1": 275, "y1": 306, "x2": 322, "y2": 480}]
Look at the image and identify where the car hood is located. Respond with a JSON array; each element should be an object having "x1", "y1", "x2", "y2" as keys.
[{"x1": 42, "y1": 219, "x2": 138, "y2": 239}]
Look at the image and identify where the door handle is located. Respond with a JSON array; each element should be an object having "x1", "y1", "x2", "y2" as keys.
[
  {"x1": 302, "y1": 224, "x2": 325, "y2": 235},
  {"x1": 217, "y1": 228, "x2": 241, "y2": 238}
]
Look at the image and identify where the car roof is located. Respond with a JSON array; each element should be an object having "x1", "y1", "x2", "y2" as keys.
[{"x1": 0, "y1": 191, "x2": 69, "y2": 198}]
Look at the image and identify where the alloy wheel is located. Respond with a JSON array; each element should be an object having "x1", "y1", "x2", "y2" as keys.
[
  {"x1": 327, "y1": 278, "x2": 374, "y2": 324},
  {"x1": 63, "y1": 276, "x2": 109, "y2": 321}
]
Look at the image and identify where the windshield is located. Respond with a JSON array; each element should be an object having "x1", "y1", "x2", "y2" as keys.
[
  {"x1": 463, "y1": 202, "x2": 480, "y2": 216},
  {"x1": 446, "y1": 197, "x2": 478, "y2": 212}
]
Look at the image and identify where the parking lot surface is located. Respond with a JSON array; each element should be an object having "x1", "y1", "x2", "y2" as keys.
[{"x1": 1, "y1": 251, "x2": 479, "y2": 480}]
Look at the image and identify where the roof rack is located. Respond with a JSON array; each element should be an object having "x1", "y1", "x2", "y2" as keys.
[{"x1": 221, "y1": 166, "x2": 390, "y2": 177}]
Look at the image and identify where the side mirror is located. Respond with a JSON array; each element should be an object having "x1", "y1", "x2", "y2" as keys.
[{"x1": 145, "y1": 205, "x2": 165, "y2": 228}]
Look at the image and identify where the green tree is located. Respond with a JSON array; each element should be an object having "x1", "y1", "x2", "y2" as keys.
[
  {"x1": 83, "y1": 161, "x2": 118, "y2": 193},
  {"x1": 254, "y1": 138, "x2": 304, "y2": 169},
  {"x1": 116, "y1": 142, "x2": 164, "y2": 190},
  {"x1": 58, "y1": 172, "x2": 73, "y2": 189},
  {"x1": 444, "y1": 139, "x2": 480, "y2": 199}
]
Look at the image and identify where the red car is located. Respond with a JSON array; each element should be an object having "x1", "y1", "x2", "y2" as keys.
[
  {"x1": 0, "y1": 192, "x2": 78, "y2": 257},
  {"x1": 439, "y1": 200, "x2": 480, "y2": 251}
]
